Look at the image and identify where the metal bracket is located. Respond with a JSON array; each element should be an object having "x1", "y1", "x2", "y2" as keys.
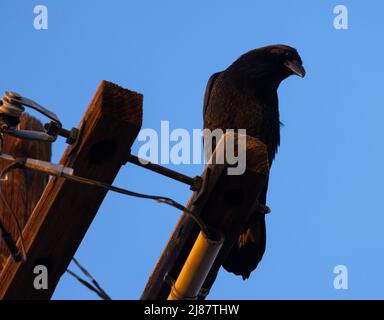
[
  {"x1": 5, "y1": 91, "x2": 61, "y2": 124},
  {"x1": 0, "y1": 91, "x2": 77, "y2": 144},
  {"x1": 67, "y1": 120, "x2": 86, "y2": 159}
]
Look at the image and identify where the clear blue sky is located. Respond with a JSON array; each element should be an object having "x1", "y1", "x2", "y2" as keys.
[{"x1": 1, "y1": 0, "x2": 383, "y2": 299}]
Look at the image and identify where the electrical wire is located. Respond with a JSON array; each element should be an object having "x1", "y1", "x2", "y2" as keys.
[
  {"x1": 60, "y1": 172, "x2": 207, "y2": 233},
  {"x1": 72, "y1": 257, "x2": 111, "y2": 299},
  {"x1": 0, "y1": 155, "x2": 207, "y2": 236},
  {"x1": 0, "y1": 152, "x2": 212, "y2": 301},
  {"x1": 0, "y1": 154, "x2": 210, "y2": 265},
  {"x1": 0, "y1": 162, "x2": 27, "y2": 262},
  {"x1": 0, "y1": 155, "x2": 212, "y2": 300},
  {"x1": 66, "y1": 257, "x2": 111, "y2": 300},
  {"x1": 0, "y1": 159, "x2": 111, "y2": 300}
]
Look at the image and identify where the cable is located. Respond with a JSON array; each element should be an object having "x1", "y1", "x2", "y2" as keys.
[
  {"x1": 71, "y1": 258, "x2": 111, "y2": 300},
  {"x1": 60, "y1": 172, "x2": 208, "y2": 233},
  {"x1": 0, "y1": 154, "x2": 212, "y2": 264},
  {"x1": 66, "y1": 257, "x2": 111, "y2": 300},
  {"x1": 0, "y1": 162, "x2": 27, "y2": 262},
  {"x1": 0, "y1": 156, "x2": 209, "y2": 264},
  {"x1": 0, "y1": 154, "x2": 207, "y2": 234}
]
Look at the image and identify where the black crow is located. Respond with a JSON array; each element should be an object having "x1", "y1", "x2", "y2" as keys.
[{"x1": 203, "y1": 44, "x2": 305, "y2": 279}]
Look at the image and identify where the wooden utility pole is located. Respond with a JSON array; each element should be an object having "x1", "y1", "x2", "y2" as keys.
[
  {"x1": 0, "y1": 115, "x2": 51, "y2": 271},
  {"x1": 141, "y1": 133, "x2": 269, "y2": 300},
  {"x1": 0, "y1": 81, "x2": 142, "y2": 299}
]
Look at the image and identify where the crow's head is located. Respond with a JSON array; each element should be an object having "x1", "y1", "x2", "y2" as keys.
[{"x1": 231, "y1": 44, "x2": 305, "y2": 84}]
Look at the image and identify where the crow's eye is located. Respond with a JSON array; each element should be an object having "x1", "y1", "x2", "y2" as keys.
[{"x1": 285, "y1": 51, "x2": 293, "y2": 59}]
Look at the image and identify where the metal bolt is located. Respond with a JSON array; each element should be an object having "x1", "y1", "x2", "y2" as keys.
[
  {"x1": 190, "y1": 176, "x2": 203, "y2": 191},
  {"x1": 65, "y1": 128, "x2": 79, "y2": 145}
]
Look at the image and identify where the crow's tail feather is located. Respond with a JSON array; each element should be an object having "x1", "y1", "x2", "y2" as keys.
[{"x1": 222, "y1": 213, "x2": 266, "y2": 280}]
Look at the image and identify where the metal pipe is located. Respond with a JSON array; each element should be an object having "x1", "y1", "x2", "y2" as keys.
[
  {"x1": 168, "y1": 227, "x2": 223, "y2": 300},
  {"x1": 126, "y1": 154, "x2": 202, "y2": 191}
]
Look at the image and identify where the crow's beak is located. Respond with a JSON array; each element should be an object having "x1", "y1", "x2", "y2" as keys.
[{"x1": 284, "y1": 60, "x2": 306, "y2": 78}]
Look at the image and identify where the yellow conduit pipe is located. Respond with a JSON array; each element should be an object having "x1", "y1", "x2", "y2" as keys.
[{"x1": 168, "y1": 227, "x2": 223, "y2": 300}]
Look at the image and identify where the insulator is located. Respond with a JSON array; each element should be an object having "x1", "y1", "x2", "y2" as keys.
[{"x1": 0, "y1": 92, "x2": 25, "y2": 129}]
